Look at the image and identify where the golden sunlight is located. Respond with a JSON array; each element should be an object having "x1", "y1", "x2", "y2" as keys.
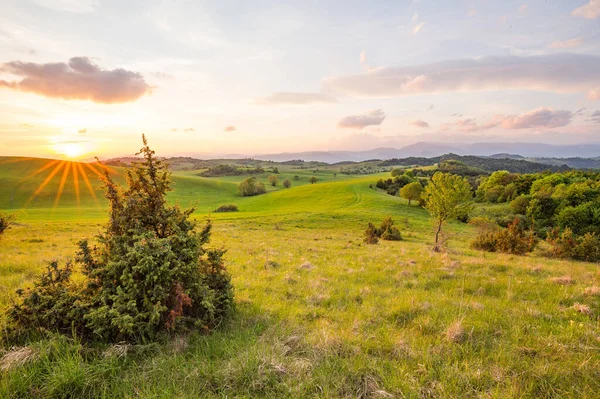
[{"x1": 53, "y1": 142, "x2": 86, "y2": 159}]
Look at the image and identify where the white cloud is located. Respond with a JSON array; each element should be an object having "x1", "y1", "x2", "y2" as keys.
[
  {"x1": 572, "y1": 0, "x2": 600, "y2": 19},
  {"x1": 323, "y1": 54, "x2": 600, "y2": 100},
  {"x1": 338, "y1": 109, "x2": 386, "y2": 129}
]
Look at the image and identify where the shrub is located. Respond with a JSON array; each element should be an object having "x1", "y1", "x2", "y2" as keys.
[
  {"x1": 470, "y1": 218, "x2": 534, "y2": 255},
  {"x1": 293, "y1": 175, "x2": 300, "y2": 180},
  {"x1": 510, "y1": 195, "x2": 530, "y2": 215},
  {"x1": 364, "y1": 223, "x2": 379, "y2": 244},
  {"x1": 268, "y1": 175, "x2": 279, "y2": 187},
  {"x1": 309, "y1": 176, "x2": 318, "y2": 184},
  {"x1": 7, "y1": 136, "x2": 234, "y2": 343},
  {"x1": 546, "y1": 228, "x2": 600, "y2": 262},
  {"x1": 282, "y1": 178, "x2": 291, "y2": 189},
  {"x1": 238, "y1": 177, "x2": 266, "y2": 196},
  {"x1": 214, "y1": 204, "x2": 239, "y2": 212},
  {"x1": 0, "y1": 212, "x2": 15, "y2": 240}
]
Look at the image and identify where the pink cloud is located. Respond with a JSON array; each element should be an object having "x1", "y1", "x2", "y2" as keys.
[
  {"x1": 451, "y1": 107, "x2": 573, "y2": 132},
  {"x1": 572, "y1": 0, "x2": 600, "y2": 19},
  {"x1": 338, "y1": 109, "x2": 386, "y2": 129},
  {"x1": 224, "y1": 125, "x2": 236, "y2": 132},
  {"x1": 252, "y1": 92, "x2": 336, "y2": 105},
  {"x1": 323, "y1": 54, "x2": 600, "y2": 100},
  {"x1": 549, "y1": 37, "x2": 583, "y2": 49},
  {"x1": 411, "y1": 119, "x2": 429, "y2": 128},
  {"x1": 0, "y1": 57, "x2": 151, "y2": 103}
]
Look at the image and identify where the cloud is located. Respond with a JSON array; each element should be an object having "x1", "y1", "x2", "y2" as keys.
[
  {"x1": 323, "y1": 54, "x2": 600, "y2": 100},
  {"x1": 495, "y1": 107, "x2": 573, "y2": 129},
  {"x1": 183, "y1": 128, "x2": 194, "y2": 132},
  {"x1": 360, "y1": 50, "x2": 366, "y2": 64},
  {"x1": 338, "y1": 109, "x2": 386, "y2": 129},
  {"x1": 451, "y1": 107, "x2": 573, "y2": 132},
  {"x1": 519, "y1": 4, "x2": 528, "y2": 15},
  {"x1": 589, "y1": 89, "x2": 600, "y2": 100},
  {"x1": 32, "y1": 0, "x2": 98, "y2": 13},
  {"x1": 0, "y1": 57, "x2": 151, "y2": 103},
  {"x1": 572, "y1": 0, "x2": 600, "y2": 19},
  {"x1": 224, "y1": 125, "x2": 236, "y2": 132},
  {"x1": 413, "y1": 21, "x2": 427, "y2": 34},
  {"x1": 588, "y1": 110, "x2": 600, "y2": 123},
  {"x1": 78, "y1": 128, "x2": 87, "y2": 134},
  {"x1": 428, "y1": 104, "x2": 434, "y2": 111},
  {"x1": 252, "y1": 92, "x2": 337, "y2": 105},
  {"x1": 411, "y1": 119, "x2": 429, "y2": 128},
  {"x1": 549, "y1": 37, "x2": 583, "y2": 49}
]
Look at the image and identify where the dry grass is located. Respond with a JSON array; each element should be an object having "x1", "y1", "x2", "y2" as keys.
[
  {"x1": 444, "y1": 319, "x2": 466, "y2": 343},
  {"x1": 572, "y1": 303, "x2": 592, "y2": 315},
  {"x1": 584, "y1": 286, "x2": 600, "y2": 297},
  {"x1": 0, "y1": 346, "x2": 37, "y2": 371},
  {"x1": 550, "y1": 275, "x2": 575, "y2": 285}
]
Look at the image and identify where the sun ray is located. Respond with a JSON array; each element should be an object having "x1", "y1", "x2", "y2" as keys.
[
  {"x1": 72, "y1": 161, "x2": 81, "y2": 207},
  {"x1": 24, "y1": 161, "x2": 66, "y2": 207},
  {"x1": 23, "y1": 159, "x2": 61, "y2": 180},
  {"x1": 53, "y1": 161, "x2": 72, "y2": 208},
  {"x1": 77, "y1": 162, "x2": 99, "y2": 205}
]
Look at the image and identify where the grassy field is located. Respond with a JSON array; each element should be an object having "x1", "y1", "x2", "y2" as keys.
[{"x1": 1, "y1": 157, "x2": 599, "y2": 398}]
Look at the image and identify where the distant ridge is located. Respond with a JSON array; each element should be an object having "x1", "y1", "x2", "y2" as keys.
[{"x1": 254, "y1": 142, "x2": 600, "y2": 163}]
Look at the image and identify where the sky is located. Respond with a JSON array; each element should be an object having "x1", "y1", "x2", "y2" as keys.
[{"x1": 1, "y1": 0, "x2": 600, "y2": 159}]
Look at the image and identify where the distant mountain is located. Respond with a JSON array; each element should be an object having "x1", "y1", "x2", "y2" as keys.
[
  {"x1": 488, "y1": 153, "x2": 525, "y2": 160},
  {"x1": 254, "y1": 142, "x2": 600, "y2": 163}
]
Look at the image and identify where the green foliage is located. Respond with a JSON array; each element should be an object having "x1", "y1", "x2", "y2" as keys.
[
  {"x1": 6, "y1": 136, "x2": 234, "y2": 342},
  {"x1": 199, "y1": 164, "x2": 264, "y2": 177},
  {"x1": 399, "y1": 182, "x2": 423, "y2": 205},
  {"x1": 0, "y1": 211, "x2": 15, "y2": 239},
  {"x1": 510, "y1": 195, "x2": 530, "y2": 215},
  {"x1": 282, "y1": 178, "x2": 291, "y2": 189},
  {"x1": 422, "y1": 173, "x2": 472, "y2": 251},
  {"x1": 268, "y1": 175, "x2": 279, "y2": 187},
  {"x1": 293, "y1": 175, "x2": 300, "y2": 180},
  {"x1": 309, "y1": 176, "x2": 318, "y2": 184},
  {"x1": 238, "y1": 177, "x2": 267, "y2": 196},
  {"x1": 214, "y1": 204, "x2": 239, "y2": 212}
]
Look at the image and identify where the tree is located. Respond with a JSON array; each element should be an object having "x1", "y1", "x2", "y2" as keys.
[
  {"x1": 7, "y1": 136, "x2": 234, "y2": 342},
  {"x1": 309, "y1": 176, "x2": 318, "y2": 184},
  {"x1": 238, "y1": 177, "x2": 266, "y2": 196},
  {"x1": 422, "y1": 173, "x2": 472, "y2": 251},
  {"x1": 268, "y1": 175, "x2": 279, "y2": 187},
  {"x1": 282, "y1": 178, "x2": 291, "y2": 188},
  {"x1": 0, "y1": 212, "x2": 15, "y2": 240},
  {"x1": 293, "y1": 175, "x2": 300, "y2": 180},
  {"x1": 400, "y1": 182, "x2": 423, "y2": 205}
]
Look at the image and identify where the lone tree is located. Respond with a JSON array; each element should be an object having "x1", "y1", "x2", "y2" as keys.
[
  {"x1": 422, "y1": 173, "x2": 472, "y2": 251},
  {"x1": 282, "y1": 178, "x2": 291, "y2": 188},
  {"x1": 400, "y1": 181, "x2": 423, "y2": 205},
  {"x1": 7, "y1": 136, "x2": 234, "y2": 342},
  {"x1": 309, "y1": 176, "x2": 318, "y2": 184},
  {"x1": 268, "y1": 175, "x2": 279, "y2": 187},
  {"x1": 238, "y1": 177, "x2": 266, "y2": 196}
]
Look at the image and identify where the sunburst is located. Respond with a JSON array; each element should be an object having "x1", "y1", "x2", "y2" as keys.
[{"x1": 21, "y1": 159, "x2": 118, "y2": 209}]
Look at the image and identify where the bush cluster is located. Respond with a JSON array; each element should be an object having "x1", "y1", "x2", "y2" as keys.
[
  {"x1": 0, "y1": 212, "x2": 15, "y2": 239},
  {"x1": 471, "y1": 218, "x2": 535, "y2": 255},
  {"x1": 545, "y1": 228, "x2": 600, "y2": 262},
  {"x1": 214, "y1": 204, "x2": 239, "y2": 212},
  {"x1": 6, "y1": 137, "x2": 234, "y2": 343},
  {"x1": 238, "y1": 177, "x2": 267, "y2": 196},
  {"x1": 363, "y1": 216, "x2": 402, "y2": 244}
]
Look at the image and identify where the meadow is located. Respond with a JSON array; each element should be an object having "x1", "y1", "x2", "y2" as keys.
[{"x1": 1, "y1": 157, "x2": 599, "y2": 398}]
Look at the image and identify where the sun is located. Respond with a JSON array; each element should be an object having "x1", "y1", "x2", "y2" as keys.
[{"x1": 54, "y1": 142, "x2": 86, "y2": 159}]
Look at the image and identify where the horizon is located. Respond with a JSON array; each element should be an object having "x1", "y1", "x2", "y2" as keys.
[{"x1": 1, "y1": 0, "x2": 600, "y2": 160}]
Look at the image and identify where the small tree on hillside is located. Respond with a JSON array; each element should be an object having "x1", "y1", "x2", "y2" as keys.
[
  {"x1": 238, "y1": 177, "x2": 267, "y2": 196},
  {"x1": 268, "y1": 175, "x2": 279, "y2": 187},
  {"x1": 7, "y1": 136, "x2": 234, "y2": 342},
  {"x1": 309, "y1": 176, "x2": 318, "y2": 184},
  {"x1": 400, "y1": 182, "x2": 423, "y2": 205},
  {"x1": 282, "y1": 178, "x2": 291, "y2": 188},
  {"x1": 422, "y1": 173, "x2": 472, "y2": 251}
]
